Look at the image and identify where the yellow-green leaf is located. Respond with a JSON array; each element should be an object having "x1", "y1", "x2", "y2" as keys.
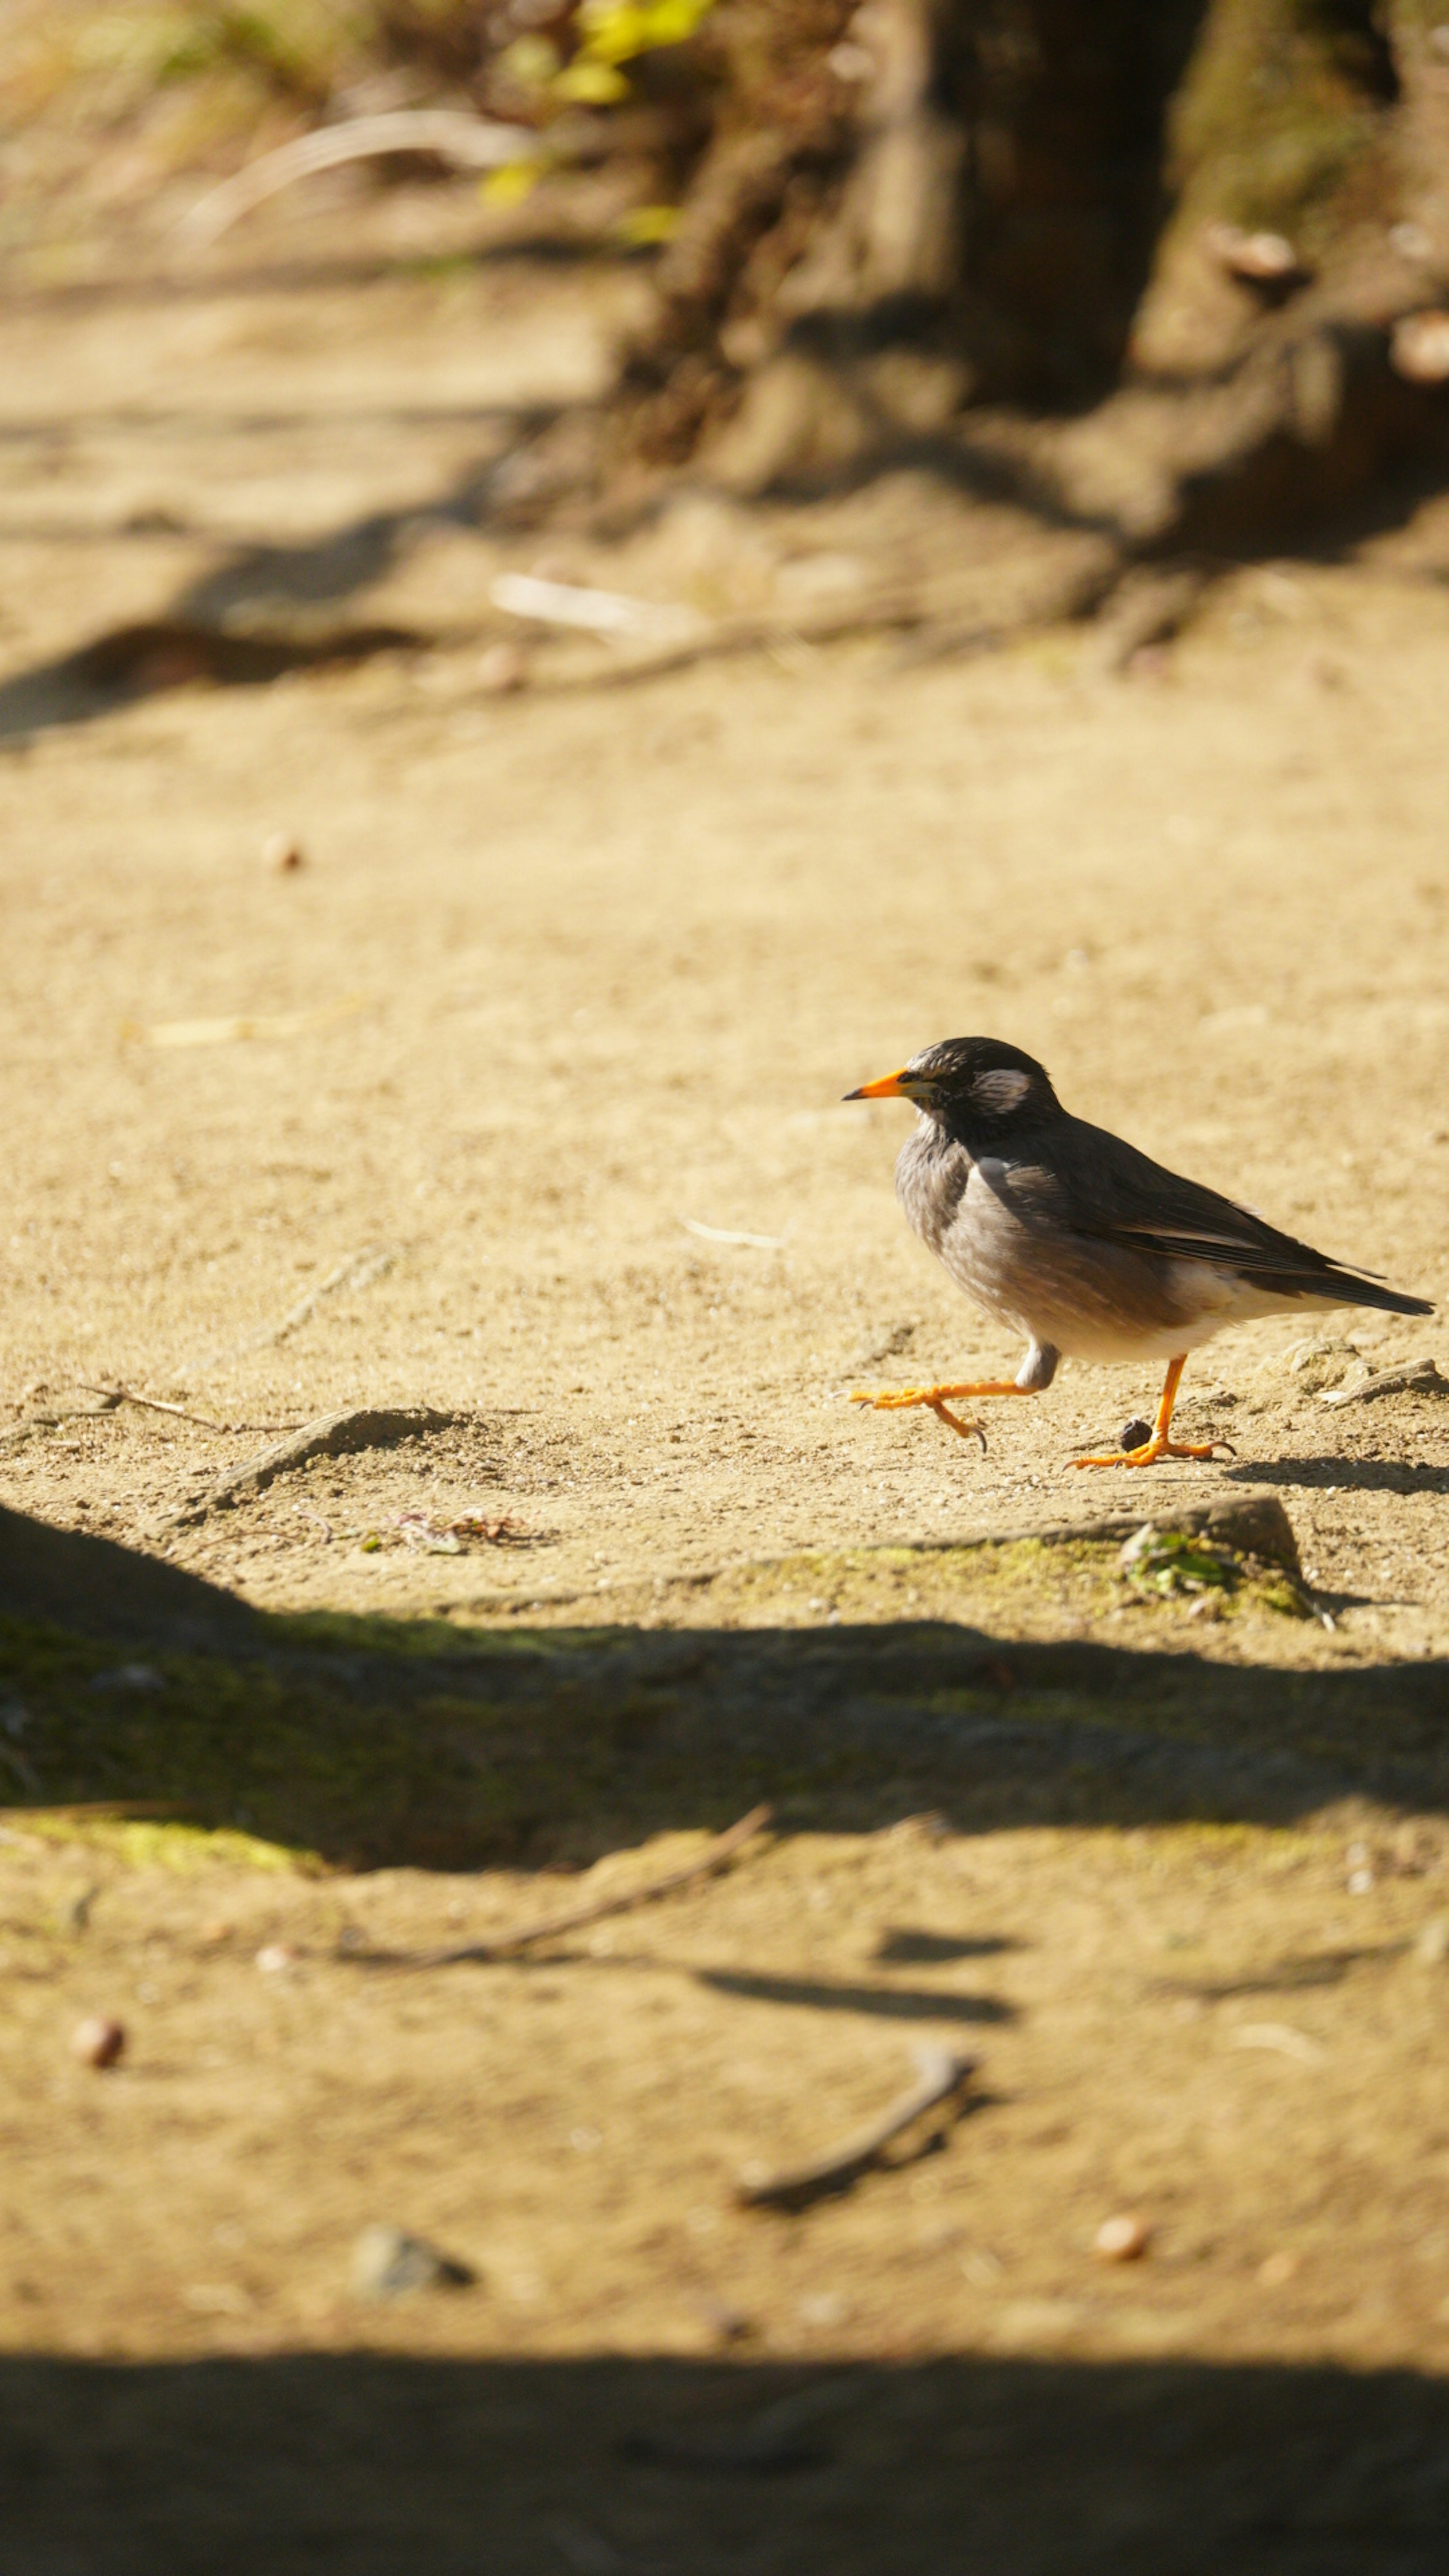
[
  {"x1": 576, "y1": 0, "x2": 714, "y2": 69},
  {"x1": 497, "y1": 33, "x2": 561, "y2": 88},
  {"x1": 614, "y1": 202, "x2": 681, "y2": 245},
  {"x1": 551, "y1": 59, "x2": 631, "y2": 104},
  {"x1": 480, "y1": 158, "x2": 548, "y2": 209}
]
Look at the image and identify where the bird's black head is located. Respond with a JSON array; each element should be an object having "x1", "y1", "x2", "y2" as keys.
[{"x1": 844, "y1": 1036, "x2": 1061, "y2": 1143}]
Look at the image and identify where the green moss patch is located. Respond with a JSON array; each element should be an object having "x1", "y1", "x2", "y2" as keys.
[{"x1": 0, "y1": 1501, "x2": 1438, "y2": 1879}]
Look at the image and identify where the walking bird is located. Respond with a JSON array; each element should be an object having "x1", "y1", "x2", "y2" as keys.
[{"x1": 846, "y1": 1036, "x2": 1432, "y2": 1467}]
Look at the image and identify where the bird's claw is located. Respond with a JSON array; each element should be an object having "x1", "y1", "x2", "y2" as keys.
[
  {"x1": 849, "y1": 1385, "x2": 988, "y2": 1448},
  {"x1": 1068, "y1": 1435, "x2": 1231, "y2": 1470},
  {"x1": 928, "y1": 1399, "x2": 987, "y2": 1449}
]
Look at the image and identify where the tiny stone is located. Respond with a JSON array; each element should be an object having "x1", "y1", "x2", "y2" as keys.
[
  {"x1": 88, "y1": 1663, "x2": 163, "y2": 1694},
  {"x1": 1347, "y1": 1869, "x2": 1375, "y2": 1896},
  {"x1": 695, "y1": 2291, "x2": 752, "y2": 2342},
  {"x1": 1203, "y1": 221, "x2": 1301, "y2": 283},
  {"x1": 798, "y1": 2290, "x2": 850, "y2": 2328},
  {"x1": 1258, "y1": 2250, "x2": 1300, "y2": 2288},
  {"x1": 1391, "y1": 311, "x2": 1449, "y2": 385},
  {"x1": 476, "y1": 642, "x2": 527, "y2": 695},
  {"x1": 70, "y1": 2015, "x2": 125, "y2": 2068},
  {"x1": 1094, "y1": 2214, "x2": 1151, "y2": 2262},
  {"x1": 262, "y1": 830, "x2": 305, "y2": 872},
  {"x1": 1416, "y1": 1917, "x2": 1449, "y2": 1965},
  {"x1": 254, "y1": 1943, "x2": 295, "y2": 1973},
  {"x1": 351, "y1": 2223, "x2": 472, "y2": 2301}
]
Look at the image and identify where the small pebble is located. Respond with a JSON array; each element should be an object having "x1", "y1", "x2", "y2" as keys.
[
  {"x1": 1345, "y1": 1840, "x2": 1375, "y2": 1895},
  {"x1": 1203, "y1": 221, "x2": 1301, "y2": 283},
  {"x1": 1119, "y1": 1418, "x2": 1152, "y2": 1450},
  {"x1": 1094, "y1": 2214, "x2": 1151, "y2": 2262},
  {"x1": 797, "y1": 2290, "x2": 851, "y2": 2328},
  {"x1": 254, "y1": 1943, "x2": 295, "y2": 1974},
  {"x1": 1391, "y1": 311, "x2": 1449, "y2": 385},
  {"x1": 261, "y1": 830, "x2": 305, "y2": 873},
  {"x1": 351, "y1": 2224, "x2": 472, "y2": 2301},
  {"x1": 475, "y1": 641, "x2": 528, "y2": 695},
  {"x1": 1258, "y1": 2250, "x2": 1301, "y2": 2288},
  {"x1": 70, "y1": 2015, "x2": 125, "y2": 2069},
  {"x1": 694, "y1": 2290, "x2": 752, "y2": 2343},
  {"x1": 1416, "y1": 1917, "x2": 1449, "y2": 1965}
]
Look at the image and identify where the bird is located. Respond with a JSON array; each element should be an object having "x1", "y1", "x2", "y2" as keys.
[{"x1": 844, "y1": 1035, "x2": 1432, "y2": 1468}]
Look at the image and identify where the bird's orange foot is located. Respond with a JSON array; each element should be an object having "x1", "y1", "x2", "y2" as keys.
[
  {"x1": 1069, "y1": 1435, "x2": 1227, "y2": 1470},
  {"x1": 849, "y1": 1382, "x2": 1007, "y2": 1447}
]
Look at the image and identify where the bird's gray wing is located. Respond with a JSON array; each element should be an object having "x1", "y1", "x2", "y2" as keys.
[{"x1": 1030, "y1": 1117, "x2": 1420, "y2": 1309}]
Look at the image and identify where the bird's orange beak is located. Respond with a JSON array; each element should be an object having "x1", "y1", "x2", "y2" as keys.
[{"x1": 843, "y1": 1067, "x2": 909, "y2": 1101}]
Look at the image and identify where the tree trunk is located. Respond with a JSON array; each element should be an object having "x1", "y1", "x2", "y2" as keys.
[{"x1": 604, "y1": 0, "x2": 1449, "y2": 531}]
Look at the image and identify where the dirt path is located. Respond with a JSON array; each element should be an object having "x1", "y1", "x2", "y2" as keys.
[{"x1": 3, "y1": 241, "x2": 1449, "y2": 2566}]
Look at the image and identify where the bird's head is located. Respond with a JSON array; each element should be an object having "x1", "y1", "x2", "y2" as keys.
[{"x1": 844, "y1": 1036, "x2": 1060, "y2": 1138}]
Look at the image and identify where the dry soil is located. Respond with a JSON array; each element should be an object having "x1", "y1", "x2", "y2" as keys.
[{"x1": 3, "y1": 216, "x2": 1449, "y2": 2574}]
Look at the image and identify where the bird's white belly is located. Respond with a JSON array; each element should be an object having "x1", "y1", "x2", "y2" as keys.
[
  {"x1": 951, "y1": 1217, "x2": 1340, "y2": 1365},
  {"x1": 1045, "y1": 1265, "x2": 1306, "y2": 1362}
]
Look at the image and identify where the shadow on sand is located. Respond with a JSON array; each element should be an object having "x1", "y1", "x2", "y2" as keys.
[
  {"x1": 5, "y1": 1508, "x2": 1449, "y2": 2568},
  {"x1": 4, "y1": 2345, "x2": 1448, "y2": 2573},
  {"x1": 3, "y1": 1501, "x2": 1449, "y2": 1868}
]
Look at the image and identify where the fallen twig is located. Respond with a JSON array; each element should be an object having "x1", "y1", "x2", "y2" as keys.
[
  {"x1": 734, "y1": 2042, "x2": 976, "y2": 2210},
  {"x1": 77, "y1": 1383, "x2": 260, "y2": 1434},
  {"x1": 503, "y1": 545, "x2": 1123, "y2": 700},
  {"x1": 141, "y1": 996, "x2": 371, "y2": 1049},
  {"x1": 1229, "y1": 2022, "x2": 1325, "y2": 2065},
  {"x1": 195, "y1": 1242, "x2": 399, "y2": 1372},
  {"x1": 159, "y1": 1403, "x2": 460, "y2": 1530},
  {"x1": 680, "y1": 1216, "x2": 786, "y2": 1250},
  {"x1": 492, "y1": 571, "x2": 701, "y2": 643},
  {"x1": 175, "y1": 110, "x2": 543, "y2": 249},
  {"x1": 521, "y1": 589, "x2": 923, "y2": 694},
  {"x1": 253, "y1": 1242, "x2": 398, "y2": 1347},
  {"x1": 1319, "y1": 1356, "x2": 1446, "y2": 1407},
  {"x1": 400, "y1": 1803, "x2": 773, "y2": 1969},
  {"x1": 0, "y1": 1392, "x2": 122, "y2": 1451}
]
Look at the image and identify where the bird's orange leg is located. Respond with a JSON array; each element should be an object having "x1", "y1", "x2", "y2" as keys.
[
  {"x1": 1069, "y1": 1355, "x2": 1225, "y2": 1470},
  {"x1": 849, "y1": 1381, "x2": 1035, "y2": 1448}
]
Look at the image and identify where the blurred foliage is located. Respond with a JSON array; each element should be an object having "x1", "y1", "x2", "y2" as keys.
[{"x1": 0, "y1": 0, "x2": 722, "y2": 189}]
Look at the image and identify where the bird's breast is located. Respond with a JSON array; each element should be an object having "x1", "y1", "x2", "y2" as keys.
[
  {"x1": 895, "y1": 1123, "x2": 971, "y2": 1254},
  {"x1": 895, "y1": 1129, "x2": 1223, "y2": 1356}
]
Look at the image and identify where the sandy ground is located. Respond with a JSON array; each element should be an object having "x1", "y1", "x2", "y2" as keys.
[{"x1": 3, "y1": 224, "x2": 1449, "y2": 2568}]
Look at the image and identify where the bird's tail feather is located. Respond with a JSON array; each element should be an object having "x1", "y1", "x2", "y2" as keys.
[{"x1": 1309, "y1": 1272, "x2": 1432, "y2": 1318}]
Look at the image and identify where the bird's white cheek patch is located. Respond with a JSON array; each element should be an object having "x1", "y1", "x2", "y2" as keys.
[{"x1": 972, "y1": 1070, "x2": 1036, "y2": 1113}]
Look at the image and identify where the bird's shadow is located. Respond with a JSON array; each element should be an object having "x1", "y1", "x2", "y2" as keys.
[
  {"x1": 692, "y1": 1969, "x2": 1016, "y2": 2025},
  {"x1": 875, "y1": 1929, "x2": 1020, "y2": 1965},
  {"x1": 1224, "y1": 1455, "x2": 1449, "y2": 1499}
]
